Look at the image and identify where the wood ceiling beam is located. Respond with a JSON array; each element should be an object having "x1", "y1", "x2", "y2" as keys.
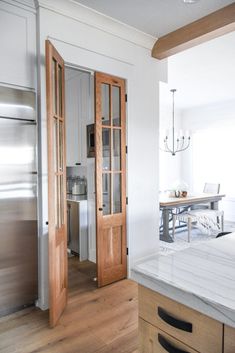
[{"x1": 152, "y1": 3, "x2": 235, "y2": 60}]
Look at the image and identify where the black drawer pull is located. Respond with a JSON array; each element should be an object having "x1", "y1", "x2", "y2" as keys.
[
  {"x1": 158, "y1": 334, "x2": 190, "y2": 353},
  {"x1": 158, "y1": 307, "x2": 192, "y2": 333}
]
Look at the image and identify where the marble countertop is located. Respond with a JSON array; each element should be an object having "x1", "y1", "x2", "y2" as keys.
[
  {"x1": 131, "y1": 233, "x2": 235, "y2": 327},
  {"x1": 66, "y1": 194, "x2": 87, "y2": 202}
]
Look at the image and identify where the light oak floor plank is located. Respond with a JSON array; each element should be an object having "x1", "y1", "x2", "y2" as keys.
[{"x1": 0, "y1": 257, "x2": 138, "y2": 353}]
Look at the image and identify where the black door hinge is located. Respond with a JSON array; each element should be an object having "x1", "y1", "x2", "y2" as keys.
[
  {"x1": 126, "y1": 248, "x2": 129, "y2": 255},
  {"x1": 126, "y1": 197, "x2": 128, "y2": 205},
  {"x1": 126, "y1": 145, "x2": 128, "y2": 154},
  {"x1": 125, "y1": 94, "x2": 128, "y2": 102}
]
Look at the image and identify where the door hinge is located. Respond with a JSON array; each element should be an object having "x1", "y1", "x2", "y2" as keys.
[
  {"x1": 126, "y1": 248, "x2": 129, "y2": 256},
  {"x1": 126, "y1": 145, "x2": 128, "y2": 154},
  {"x1": 126, "y1": 197, "x2": 128, "y2": 205},
  {"x1": 125, "y1": 94, "x2": 128, "y2": 102}
]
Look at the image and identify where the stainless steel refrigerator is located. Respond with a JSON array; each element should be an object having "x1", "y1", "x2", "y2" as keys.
[{"x1": 0, "y1": 86, "x2": 38, "y2": 317}]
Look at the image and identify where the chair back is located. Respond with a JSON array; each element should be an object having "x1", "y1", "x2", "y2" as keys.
[{"x1": 203, "y1": 183, "x2": 220, "y2": 194}]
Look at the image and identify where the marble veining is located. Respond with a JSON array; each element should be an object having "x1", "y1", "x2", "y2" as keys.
[{"x1": 131, "y1": 233, "x2": 235, "y2": 327}]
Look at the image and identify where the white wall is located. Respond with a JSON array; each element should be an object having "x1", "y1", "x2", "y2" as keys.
[
  {"x1": 181, "y1": 101, "x2": 235, "y2": 221},
  {"x1": 36, "y1": 0, "x2": 167, "y2": 309},
  {"x1": 159, "y1": 83, "x2": 183, "y2": 192}
]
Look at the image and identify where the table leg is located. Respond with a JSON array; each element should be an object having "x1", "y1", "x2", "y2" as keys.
[
  {"x1": 160, "y1": 208, "x2": 174, "y2": 243},
  {"x1": 211, "y1": 201, "x2": 218, "y2": 210}
]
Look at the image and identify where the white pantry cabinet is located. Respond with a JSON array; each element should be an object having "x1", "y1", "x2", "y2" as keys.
[
  {"x1": 65, "y1": 71, "x2": 90, "y2": 167},
  {"x1": 0, "y1": 1, "x2": 36, "y2": 89}
]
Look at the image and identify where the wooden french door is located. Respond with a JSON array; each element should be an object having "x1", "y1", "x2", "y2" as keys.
[
  {"x1": 45, "y1": 40, "x2": 68, "y2": 327},
  {"x1": 95, "y1": 72, "x2": 127, "y2": 287}
]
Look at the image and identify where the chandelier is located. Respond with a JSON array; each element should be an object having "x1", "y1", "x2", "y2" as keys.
[{"x1": 162, "y1": 89, "x2": 190, "y2": 156}]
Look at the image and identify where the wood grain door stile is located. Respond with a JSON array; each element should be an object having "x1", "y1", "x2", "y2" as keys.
[
  {"x1": 46, "y1": 40, "x2": 68, "y2": 327},
  {"x1": 95, "y1": 72, "x2": 127, "y2": 287}
]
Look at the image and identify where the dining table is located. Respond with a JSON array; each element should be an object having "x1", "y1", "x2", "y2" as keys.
[{"x1": 159, "y1": 193, "x2": 225, "y2": 242}]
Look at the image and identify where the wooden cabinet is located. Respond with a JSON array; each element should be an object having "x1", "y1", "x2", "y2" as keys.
[
  {"x1": 138, "y1": 285, "x2": 226, "y2": 353},
  {"x1": 139, "y1": 318, "x2": 199, "y2": 353},
  {"x1": 139, "y1": 285, "x2": 222, "y2": 353},
  {"x1": 224, "y1": 325, "x2": 235, "y2": 353},
  {"x1": 67, "y1": 200, "x2": 88, "y2": 261}
]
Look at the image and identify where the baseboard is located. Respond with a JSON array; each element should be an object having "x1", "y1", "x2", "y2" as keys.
[{"x1": 89, "y1": 248, "x2": 96, "y2": 263}]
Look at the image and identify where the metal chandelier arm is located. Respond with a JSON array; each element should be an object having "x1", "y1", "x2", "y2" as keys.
[{"x1": 161, "y1": 89, "x2": 191, "y2": 156}]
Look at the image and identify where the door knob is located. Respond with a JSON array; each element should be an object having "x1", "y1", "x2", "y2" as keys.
[{"x1": 99, "y1": 208, "x2": 103, "y2": 211}]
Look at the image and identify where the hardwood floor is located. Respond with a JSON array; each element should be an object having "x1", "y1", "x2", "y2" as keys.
[{"x1": 0, "y1": 257, "x2": 138, "y2": 353}]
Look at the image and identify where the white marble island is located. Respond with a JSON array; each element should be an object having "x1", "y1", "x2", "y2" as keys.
[{"x1": 132, "y1": 233, "x2": 235, "y2": 353}]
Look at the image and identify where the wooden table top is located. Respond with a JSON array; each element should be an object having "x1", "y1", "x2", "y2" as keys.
[{"x1": 160, "y1": 193, "x2": 225, "y2": 207}]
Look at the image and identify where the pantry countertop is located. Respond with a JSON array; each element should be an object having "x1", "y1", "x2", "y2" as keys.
[{"x1": 66, "y1": 194, "x2": 87, "y2": 202}]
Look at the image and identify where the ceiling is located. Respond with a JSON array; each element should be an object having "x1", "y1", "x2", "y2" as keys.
[
  {"x1": 73, "y1": 0, "x2": 234, "y2": 37},
  {"x1": 166, "y1": 30, "x2": 235, "y2": 110}
]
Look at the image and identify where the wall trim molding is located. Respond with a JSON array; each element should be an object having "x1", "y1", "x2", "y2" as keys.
[
  {"x1": 2, "y1": 0, "x2": 36, "y2": 12},
  {"x1": 36, "y1": 0, "x2": 156, "y2": 51},
  {"x1": 48, "y1": 36, "x2": 135, "y2": 68}
]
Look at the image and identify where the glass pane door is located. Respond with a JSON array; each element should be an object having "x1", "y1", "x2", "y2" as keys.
[
  {"x1": 99, "y1": 82, "x2": 124, "y2": 215},
  {"x1": 95, "y1": 72, "x2": 127, "y2": 287}
]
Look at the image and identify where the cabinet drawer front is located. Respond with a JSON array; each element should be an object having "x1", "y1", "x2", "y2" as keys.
[
  {"x1": 138, "y1": 285, "x2": 222, "y2": 353},
  {"x1": 139, "y1": 318, "x2": 198, "y2": 353},
  {"x1": 224, "y1": 325, "x2": 235, "y2": 353}
]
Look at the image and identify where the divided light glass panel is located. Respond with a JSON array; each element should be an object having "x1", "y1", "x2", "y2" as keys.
[
  {"x1": 113, "y1": 173, "x2": 122, "y2": 214},
  {"x1": 59, "y1": 121, "x2": 63, "y2": 171},
  {"x1": 101, "y1": 83, "x2": 110, "y2": 125},
  {"x1": 112, "y1": 86, "x2": 121, "y2": 127},
  {"x1": 58, "y1": 65, "x2": 63, "y2": 117},
  {"x1": 102, "y1": 173, "x2": 111, "y2": 215},
  {"x1": 53, "y1": 118, "x2": 58, "y2": 173},
  {"x1": 52, "y1": 59, "x2": 57, "y2": 115},
  {"x1": 102, "y1": 128, "x2": 111, "y2": 171},
  {"x1": 113, "y1": 129, "x2": 121, "y2": 171}
]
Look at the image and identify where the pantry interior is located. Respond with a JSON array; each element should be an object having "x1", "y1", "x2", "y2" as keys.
[{"x1": 65, "y1": 66, "x2": 97, "y2": 285}]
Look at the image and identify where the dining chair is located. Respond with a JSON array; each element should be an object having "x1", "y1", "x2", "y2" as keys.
[
  {"x1": 191, "y1": 183, "x2": 220, "y2": 210},
  {"x1": 173, "y1": 209, "x2": 224, "y2": 242},
  {"x1": 204, "y1": 183, "x2": 220, "y2": 194},
  {"x1": 172, "y1": 182, "x2": 224, "y2": 242}
]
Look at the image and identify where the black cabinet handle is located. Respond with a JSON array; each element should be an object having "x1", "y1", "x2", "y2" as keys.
[
  {"x1": 99, "y1": 208, "x2": 103, "y2": 211},
  {"x1": 158, "y1": 334, "x2": 190, "y2": 353},
  {"x1": 75, "y1": 162, "x2": 81, "y2": 166},
  {"x1": 158, "y1": 307, "x2": 192, "y2": 333}
]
